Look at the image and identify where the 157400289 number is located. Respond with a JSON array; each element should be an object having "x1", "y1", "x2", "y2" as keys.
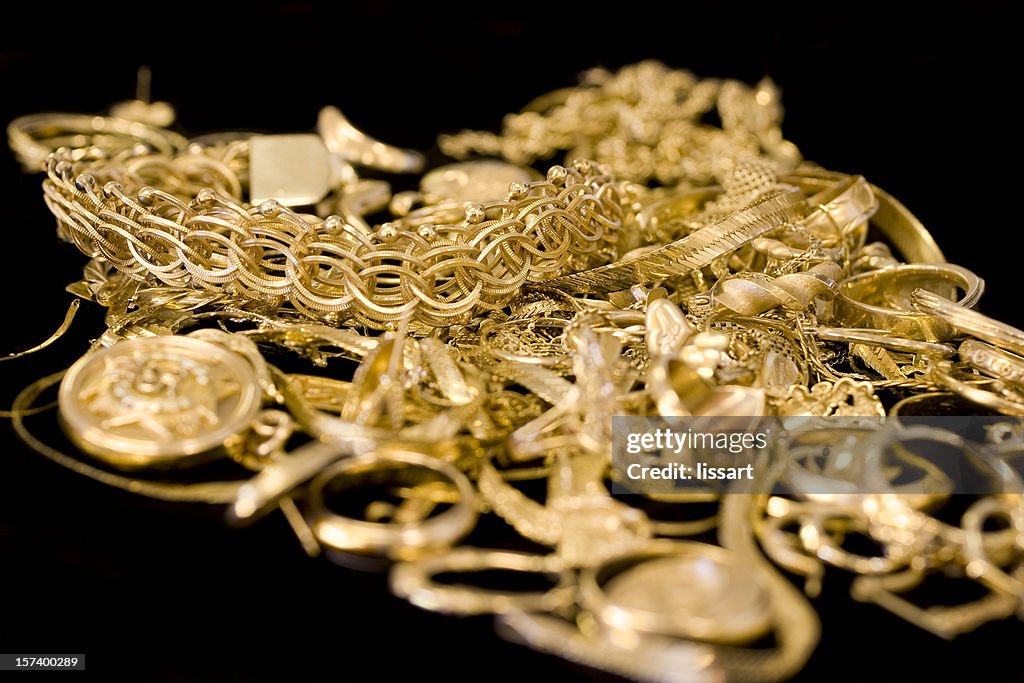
[
  {"x1": 0, "y1": 654, "x2": 85, "y2": 671},
  {"x1": 17, "y1": 657, "x2": 78, "y2": 667}
]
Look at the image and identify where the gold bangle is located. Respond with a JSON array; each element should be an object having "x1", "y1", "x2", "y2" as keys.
[
  {"x1": 784, "y1": 170, "x2": 945, "y2": 264},
  {"x1": 835, "y1": 264, "x2": 984, "y2": 341},
  {"x1": 7, "y1": 112, "x2": 188, "y2": 171},
  {"x1": 779, "y1": 423, "x2": 952, "y2": 507}
]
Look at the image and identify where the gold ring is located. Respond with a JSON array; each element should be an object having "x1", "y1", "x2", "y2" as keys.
[
  {"x1": 305, "y1": 448, "x2": 478, "y2": 560},
  {"x1": 390, "y1": 548, "x2": 574, "y2": 615},
  {"x1": 836, "y1": 264, "x2": 983, "y2": 341}
]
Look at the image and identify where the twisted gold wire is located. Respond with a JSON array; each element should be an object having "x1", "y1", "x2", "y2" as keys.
[{"x1": 712, "y1": 261, "x2": 843, "y2": 315}]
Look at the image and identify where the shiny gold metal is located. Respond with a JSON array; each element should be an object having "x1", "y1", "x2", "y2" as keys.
[{"x1": 58, "y1": 336, "x2": 262, "y2": 468}]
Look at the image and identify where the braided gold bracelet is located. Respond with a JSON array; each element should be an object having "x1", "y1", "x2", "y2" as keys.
[{"x1": 42, "y1": 153, "x2": 624, "y2": 328}]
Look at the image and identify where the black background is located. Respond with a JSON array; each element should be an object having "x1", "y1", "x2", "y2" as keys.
[{"x1": 2, "y1": 2, "x2": 1024, "y2": 681}]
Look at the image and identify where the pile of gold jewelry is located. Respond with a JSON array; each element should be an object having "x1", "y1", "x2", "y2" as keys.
[{"x1": 9, "y1": 61, "x2": 1024, "y2": 682}]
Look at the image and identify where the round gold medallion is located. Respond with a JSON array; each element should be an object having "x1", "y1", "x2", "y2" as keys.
[
  {"x1": 58, "y1": 336, "x2": 261, "y2": 469},
  {"x1": 582, "y1": 542, "x2": 773, "y2": 645},
  {"x1": 420, "y1": 160, "x2": 541, "y2": 205}
]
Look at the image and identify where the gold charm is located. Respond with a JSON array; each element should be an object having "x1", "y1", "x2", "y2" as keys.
[
  {"x1": 58, "y1": 336, "x2": 262, "y2": 469},
  {"x1": 772, "y1": 378, "x2": 884, "y2": 417}
]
